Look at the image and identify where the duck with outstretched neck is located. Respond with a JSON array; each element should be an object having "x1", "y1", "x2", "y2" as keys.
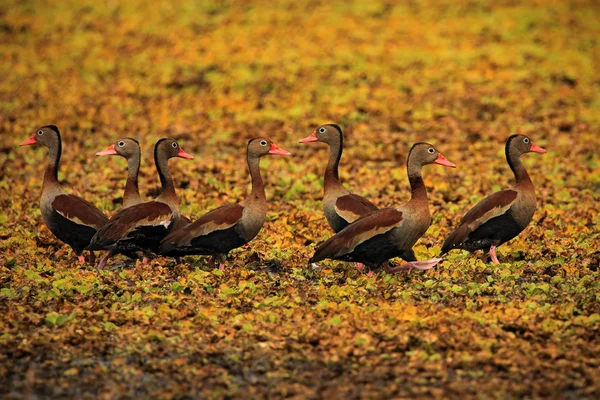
[
  {"x1": 20, "y1": 125, "x2": 108, "y2": 264},
  {"x1": 299, "y1": 124, "x2": 378, "y2": 233},
  {"x1": 309, "y1": 143, "x2": 456, "y2": 275},
  {"x1": 87, "y1": 138, "x2": 193, "y2": 269},
  {"x1": 441, "y1": 134, "x2": 546, "y2": 264},
  {"x1": 96, "y1": 138, "x2": 143, "y2": 209},
  {"x1": 160, "y1": 138, "x2": 291, "y2": 270}
]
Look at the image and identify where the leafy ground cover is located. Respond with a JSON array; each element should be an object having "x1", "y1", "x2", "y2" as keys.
[{"x1": 1, "y1": 0, "x2": 599, "y2": 397}]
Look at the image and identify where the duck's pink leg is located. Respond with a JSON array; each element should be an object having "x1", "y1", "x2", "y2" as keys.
[
  {"x1": 366, "y1": 270, "x2": 374, "y2": 278},
  {"x1": 489, "y1": 246, "x2": 500, "y2": 264},
  {"x1": 385, "y1": 258, "x2": 442, "y2": 274},
  {"x1": 78, "y1": 255, "x2": 86, "y2": 264},
  {"x1": 354, "y1": 263, "x2": 364, "y2": 272},
  {"x1": 219, "y1": 263, "x2": 225, "y2": 271}
]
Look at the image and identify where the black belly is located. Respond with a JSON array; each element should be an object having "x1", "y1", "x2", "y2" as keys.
[
  {"x1": 115, "y1": 225, "x2": 169, "y2": 255},
  {"x1": 330, "y1": 233, "x2": 415, "y2": 269},
  {"x1": 459, "y1": 213, "x2": 524, "y2": 252},
  {"x1": 163, "y1": 226, "x2": 247, "y2": 257},
  {"x1": 47, "y1": 211, "x2": 98, "y2": 254}
]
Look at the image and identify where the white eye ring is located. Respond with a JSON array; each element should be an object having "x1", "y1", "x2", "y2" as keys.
[
  {"x1": 523, "y1": 138, "x2": 529, "y2": 144},
  {"x1": 37, "y1": 130, "x2": 43, "y2": 135},
  {"x1": 260, "y1": 140, "x2": 267, "y2": 146},
  {"x1": 319, "y1": 127, "x2": 326, "y2": 134},
  {"x1": 428, "y1": 148, "x2": 435, "y2": 154},
  {"x1": 172, "y1": 142, "x2": 178, "y2": 148},
  {"x1": 118, "y1": 141, "x2": 125, "y2": 147}
]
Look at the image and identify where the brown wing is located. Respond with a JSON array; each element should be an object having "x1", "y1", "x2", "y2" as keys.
[
  {"x1": 442, "y1": 190, "x2": 518, "y2": 253},
  {"x1": 311, "y1": 208, "x2": 403, "y2": 262},
  {"x1": 93, "y1": 201, "x2": 173, "y2": 243},
  {"x1": 160, "y1": 203, "x2": 244, "y2": 249},
  {"x1": 335, "y1": 193, "x2": 378, "y2": 223},
  {"x1": 52, "y1": 194, "x2": 108, "y2": 230}
]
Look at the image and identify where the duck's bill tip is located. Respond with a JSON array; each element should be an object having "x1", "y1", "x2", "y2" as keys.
[
  {"x1": 299, "y1": 131, "x2": 318, "y2": 143},
  {"x1": 20, "y1": 136, "x2": 37, "y2": 146},
  {"x1": 434, "y1": 153, "x2": 456, "y2": 168},
  {"x1": 177, "y1": 147, "x2": 194, "y2": 159},
  {"x1": 269, "y1": 143, "x2": 291, "y2": 156},
  {"x1": 530, "y1": 142, "x2": 547, "y2": 153},
  {"x1": 96, "y1": 144, "x2": 117, "y2": 156}
]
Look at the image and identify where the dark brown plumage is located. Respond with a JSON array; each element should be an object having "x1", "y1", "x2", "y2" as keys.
[
  {"x1": 300, "y1": 124, "x2": 378, "y2": 233},
  {"x1": 88, "y1": 138, "x2": 193, "y2": 269},
  {"x1": 160, "y1": 138, "x2": 291, "y2": 270},
  {"x1": 96, "y1": 138, "x2": 142, "y2": 209},
  {"x1": 441, "y1": 134, "x2": 546, "y2": 263},
  {"x1": 309, "y1": 142, "x2": 456, "y2": 273},
  {"x1": 20, "y1": 125, "x2": 108, "y2": 264}
]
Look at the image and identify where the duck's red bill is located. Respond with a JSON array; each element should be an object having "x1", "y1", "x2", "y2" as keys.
[
  {"x1": 269, "y1": 143, "x2": 291, "y2": 156},
  {"x1": 530, "y1": 142, "x2": 546, "y2": 153},
  {"x1": 20, "y1": 136, "x2": 37, "y2": 146},
  {"x1": 177, "y1": 147, "x2": 194, "y2": 159},
  {"x1": 299, "y1": 131, "x2": 318, "y2": 143},
  {"x1": 96, "y1": 144, "x2": 117, "y2": 156},
  {"x1": 434, "y1": 153, "x2": 456, "y2": 168}
]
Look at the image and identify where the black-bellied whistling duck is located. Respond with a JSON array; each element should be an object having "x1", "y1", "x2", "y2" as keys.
[
  {"x1": 441, "y1": 134, "x2": 546, "y2": 264},
  {"x1": 309, "y1": 143, "x2": 456, "y2": 274},
  {"x1": 87, "y1": 138, "x2": 193, "y2": 269},
  {"x1": 96, "y1": 138, "x2": 143, "y2": 209},
  {"x1": 159, "y1": 138, "x2": 291, "y2": 270},
  {"x1": 299, "y1": 124, "x2": 377, "y2": 232},
  {"x1": 20, "y1": 125, "x2": 109, "y2": 264}
]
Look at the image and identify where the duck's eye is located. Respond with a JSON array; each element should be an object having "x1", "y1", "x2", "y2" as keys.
[
  {"x1": 260, "y1": 140, "x2": 267, "y2": 146},
  {"x1": 428, "y1": 148, "x2": 435, "y2": 154},
  {"x1": 118, "y1": 141, "x2": 125, "y2": 147},
  {"x1": 172, "y1": 142, "x2": 178, "y2": 148},
  {"x1": 523, "y1": 138, "x2": 529, "y2": 144},
  {"x1": 37, "y1": 130, "x2": 43, "y2": 136},
  {"x1": 319, "y1": 127, "x2": 326, "y2": 134}
]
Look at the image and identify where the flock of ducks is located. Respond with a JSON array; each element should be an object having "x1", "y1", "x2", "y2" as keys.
[{"x1": 21, "y1": 124, "x2": 546, "y2": 274}]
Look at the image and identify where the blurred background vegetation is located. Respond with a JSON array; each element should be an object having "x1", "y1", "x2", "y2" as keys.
[{"x1": 1, "y1": 0, "x2": 599, "y2": 398}]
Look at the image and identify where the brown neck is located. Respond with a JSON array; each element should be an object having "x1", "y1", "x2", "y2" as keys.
[
  {"x1": 123, "y1": 152, "x2": 141, "y2": 207},
  {"x1": 507, "y1": 149, "x2": 533, "y2": 188},
  {"x1": 42, "y1": 141, "x2": 61, "y2": 190},
  {"x1": 247, "y1": 154, "x2": 266, "y2": 201},
  {"x1": 155, "y1": 151, "x2": 179, "y2": 207},
  {"x1": 324, "y1": 134, "x2": 343, "y2": 190},
  {"x1": 406, "y1": 158, "x2": 428, "y2": 202}
]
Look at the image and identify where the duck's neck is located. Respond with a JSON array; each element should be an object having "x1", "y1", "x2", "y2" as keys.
[
  {"x1": 324, "y1": 134, "x2": 343, "y2": 190},
  {"x1": 407, "y1": 159, "x2": 428, "y2": 202},
  {"x1": 247, "y1": 154, "x2": 266, "y2": 201},
  {"x1": 123, "y1": 151, "x2": 141, "y2": 208},
  {"x1": 43, "y1": 141, "x2": 62, "y2": 190},
  {"x1": 155, "y1": 152, "x2": 179, "y2": 208},
  {"x1": 507, "y1": 148, "x2": 533, "y2": 188}
]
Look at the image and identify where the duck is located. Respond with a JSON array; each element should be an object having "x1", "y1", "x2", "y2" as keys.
[
  {"x1": 159, "y1": 138, "x2": 291, "y2": 270},
  {"x1": 96, "y1": 138, "x2": 143, "y2": 209},
  {"x1": 87, "y1": 138, "x2": 193, "y2": 269},
  {"x1": 441, "y1": 134, "x2": 546, "y2": 263},
  {"x1": 309, "y1": 142, "x2": 456, "y2": 274},
  {"x1": 299, "y1": 124, "x2": 378, "y2": 233},
  {"x1": 20, "y1": 125, "x2": 108, "y2": 264}
]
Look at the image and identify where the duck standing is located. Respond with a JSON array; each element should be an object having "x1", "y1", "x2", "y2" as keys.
[
  {"x1": 88, "y1": 138, "x2": 193, "y2": 269},
  {"x1": 441, "y1": 134, "x2": 546, "y2": 263},
  {"x1": 20, "y1": 125, "x2": 108, "y2": 264},
  {"x1": 309, "y1": 143, "x2": 455, "y2": 273},
  {"x1": 299, "y1": 124, "x2": 378, "y2": 232},
  {"x1": 160, "y1": 138, "x2": 291, "y2": 270},
  {"x1": 96, "y1": 138, "x2": 143, "y2": 208}
]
